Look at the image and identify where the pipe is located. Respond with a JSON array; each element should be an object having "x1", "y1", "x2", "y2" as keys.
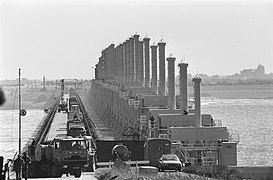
[
  {"x1": 178, "y1": 63, "x2": 188, "y2": 114},
  {"x1": 143, "y1": 38, "x2": 150, "y2": 87},
  {"x1": 192, "y1": 77, "x2": 202, "y2": 127},
  {"x1": 167, "y1": 57, "x2": 176, "y2": 110},
  {"x1": 158, "y1": 42, "x2": 166, "y2": 96},
  {"x1": 151, "y1": 45, "x2": 158, "y2": 93}
]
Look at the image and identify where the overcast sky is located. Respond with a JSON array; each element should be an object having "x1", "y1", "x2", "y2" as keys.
[{"x1": 1, "y1": 0, "x2": 273, "y2": 80}]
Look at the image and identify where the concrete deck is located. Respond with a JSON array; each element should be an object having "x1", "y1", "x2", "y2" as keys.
[{"x1": 46, "y1": 112, "x2": 67, "y2": 140}]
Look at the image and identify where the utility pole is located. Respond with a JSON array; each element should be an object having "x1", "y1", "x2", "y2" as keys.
[{"x1": 18, "y1": 68, "x2": 21, "y2": 155}]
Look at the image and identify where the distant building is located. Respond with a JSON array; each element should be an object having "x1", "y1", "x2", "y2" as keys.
[{"x1": 240, "y1": 64, "x2": 265, "y2": 78}]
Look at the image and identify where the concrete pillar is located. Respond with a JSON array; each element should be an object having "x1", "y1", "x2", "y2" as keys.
[
  {"x1": 122, "y1": 42, "x2": 126, "y2": 81},
  {"x1": 143, "y1": 38, "x2": 150, "y2": 87},
  {"x1": 167, "y1": 57, "x2": 176, "y2": 110},
  {"x1": 134, "y1": 35, "x2": 140, "y2": 82},
  {"x1": 158, "y1": 42, "x2": 166, "y2": 96},
  {"x1": 139, "y1": 41, "x2": 144, "y2": 86},
  {"x1": 151, "y1": 45, "x2": 158, "y2": 93},
  {"x1": 117, "y1": 45, "x2": 120, "y2": 80},
  {"x1": 178, "y1": 63, "x2": 188, "y2": 113},
  {"x1": 129, "y1": 37, "x2": 134, "y2": 82},
  {"x1": 192, "y1": 77, "x2": 202, "y2": 127},
  {"x1": 125, "y1": 40, "x2": 129, "y2": 81},
  {"x1": 114, "y1": 45, "x2": 118, "y2": 80}
]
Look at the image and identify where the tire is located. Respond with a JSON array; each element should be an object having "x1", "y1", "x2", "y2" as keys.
[
  {"x1": 178, "y1": 168, "x2": 182, "y2": 172},
  {"x1": 74, "y1": 169, "x2": 81, "y2": 178}
]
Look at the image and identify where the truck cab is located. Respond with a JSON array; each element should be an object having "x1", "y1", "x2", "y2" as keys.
[{"x1": 52, "y1": 136, "x2": 95, "y2": 177}]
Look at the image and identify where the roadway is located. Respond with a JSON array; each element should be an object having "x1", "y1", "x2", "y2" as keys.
[{"x1": 46, "y1": 112, "x2": 67, "y2": 140}]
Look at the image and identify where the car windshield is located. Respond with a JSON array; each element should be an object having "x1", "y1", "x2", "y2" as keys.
[
  {"x1": 61, "y1": 140, "x2": 87, "y2": 150},
  {"x1": 161, "y1": 155, "x2": 179, "y2": 161}
]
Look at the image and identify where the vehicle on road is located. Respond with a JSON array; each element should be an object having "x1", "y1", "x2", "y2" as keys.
[{"x1": 157, "y1": 154, "x2": 182, "y2": 172}]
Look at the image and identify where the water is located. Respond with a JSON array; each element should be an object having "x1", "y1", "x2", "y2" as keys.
[
  {"x1": 202, "y1": 98, "x2": 273, "y2": 166},
  {"x1": 0, "y1": 99, "x2": 273, "y2": 166},
  {"x1": 0, "y1": 109, "x2": 45, "y2": 160}
]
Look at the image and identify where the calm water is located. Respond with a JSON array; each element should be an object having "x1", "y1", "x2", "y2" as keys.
[
  {"x1": 0, "y1": 98, "x2": 273, "y2": 166},
  {"x1": 0, "y1": 109, "x2": 45, "y2": 160}
]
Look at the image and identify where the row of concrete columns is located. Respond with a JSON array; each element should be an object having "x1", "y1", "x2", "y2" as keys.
[
  {"x1": 96, "y1": 35, "x2": 167, "y2": 93},
  {"x1": 95, "y1": 35, "x2": 202, "y2": 125}
]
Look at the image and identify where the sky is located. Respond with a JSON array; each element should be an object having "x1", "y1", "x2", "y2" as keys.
[{"x1": 1, "y1": 0, "x2": 273, "y2": 80}]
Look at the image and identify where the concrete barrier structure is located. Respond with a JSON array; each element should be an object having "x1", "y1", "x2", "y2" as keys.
[
  {"x1": 167, "y1": 57, "x2": 176, "y2": 110},
  {"x1": 151, "y1": 45, "x2": 158, "y2": 94},
  {"x1": 129, "y1": 37, "x2": 134, "y2": 82},
  {"x1": 193, "y1": 77, "x2": 202, "y2": 127},
  {"x1": 170, "y1": 126, "x2": 228, "y2": 142},
  {"x1": 93, "y1": 33, "x2": 239, "y2": 167},
  {"x1": 133, "y1": 34, "x2": 140, "y2": 82},
  {"x1": 143, "y1": 38, "x2": 150, "y2": 87},
  {"x1": 138, "y1": 41, "x2": 144, "y2": 86},
  {"x1": 158, "y1": 41, "x2": 166, "y2": 96},
  {"x1": 178, "y1": 63, "x2": 188, "y2": 114}
]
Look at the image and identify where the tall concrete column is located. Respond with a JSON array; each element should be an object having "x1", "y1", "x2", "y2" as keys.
[
  {"x1": 143, "y1": 38, "x2": 150, "y2": 87},
  {"x1": 192, "y1": 77, "x2": 202, "y2": 127},
  {"x1": 167, "y1": 57, "x2": 176, "y2": 110},
  {"x1": 118, "y1": 45, "x2": 121, "y2": 80},
  {"x1": 114, "y1": 45, "x2": 118, "y2": 80},
  {"x1": 178, "y1": 63, "x2": 188, "y2": 113},
  {"x1": 129, "y1": 37, "x2": 134, "y2": 82},
  {"x1": 119, "y1": 45, "x2": 123, "y2": 81},
  {"x1": 134, "y1": 35, "x2": 139, "y2": 82},
  {"x1": 151, "y1": 45, "x2": 158, "y2": 93},
  {"x1": 139, "y1": 41, "x2": 144, "y2": 86},
  {"x1": 122, "y1": 42, "x2": 126, "y2": 81},
  {"x1": 158, "y1": 42, "x2": 166, "y2": 96},
  {"x1": 125, "y1": 40, "x2": 129, "y2": 81}
]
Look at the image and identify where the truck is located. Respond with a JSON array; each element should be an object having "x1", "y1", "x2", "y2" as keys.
[{"x1": 30, "y1": 136, "x2": 95, "y2": 178}]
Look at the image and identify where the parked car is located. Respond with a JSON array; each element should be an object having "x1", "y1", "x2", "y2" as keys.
[{"x1": 157, "y1": 154, "x2": 182, "y2": 172}]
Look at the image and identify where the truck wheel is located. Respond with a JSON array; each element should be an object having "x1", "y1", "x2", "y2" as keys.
[{"x1": 74, "y1": 169, "x2": 81, "y2": 178}]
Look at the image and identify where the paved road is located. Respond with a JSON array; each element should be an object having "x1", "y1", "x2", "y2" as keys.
[{"x1": 9, "y1": 172, "x2": 97, "y2": 180}]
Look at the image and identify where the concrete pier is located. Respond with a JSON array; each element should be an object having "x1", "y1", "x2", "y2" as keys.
[
  {"x1": 192, "y1": 76, "x2": 202, "y2": 127},
  {"x1": 122, "y1": 42, "x2": 126, "y2": 81},
  {"x1": 139, "y1": 41, "x2": 144, "y2": 86},
  {"x1": 158, "y1": 41, "x2": 166, "y2": 96},
  {"x1": 178, "y1": 63, "x2": 188, "y2": 114},
  {"x1": 167, "y1": 57, "x2": 176, "y2": 110},
  {"x1": 151, "y1": 45, "x2": 158, "y2": 93},
  {"x1": 129, "y1": 37, "x2": 134, "y2": 81},
  {"x1": 143, "y1": 38, "x2": 150, "y2": 87},
  {"x1": 134, "y1": 35, "x2": 140, "y2": 82},
  {"x1": 125, "y1": 40, "x2": 129, "y2": 81}
]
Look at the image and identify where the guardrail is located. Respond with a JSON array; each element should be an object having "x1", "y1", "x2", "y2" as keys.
[
  {"x1": 36, "y1": 97, "x2": 60, "y2": 145},
  {"x1": 76, "y1": 93, "x2": 98, "y2": 149}
]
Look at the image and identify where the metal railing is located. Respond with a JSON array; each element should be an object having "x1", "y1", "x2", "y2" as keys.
[
  {"x1": 213, "y1": 119, "x2": 222, "y2": 126},
  {"x1": 37, "y1": 98, "x2": 60, "y2": 145},
  {"x1": 228, "y1": 132, "x2": 240, "y2": 144}
]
